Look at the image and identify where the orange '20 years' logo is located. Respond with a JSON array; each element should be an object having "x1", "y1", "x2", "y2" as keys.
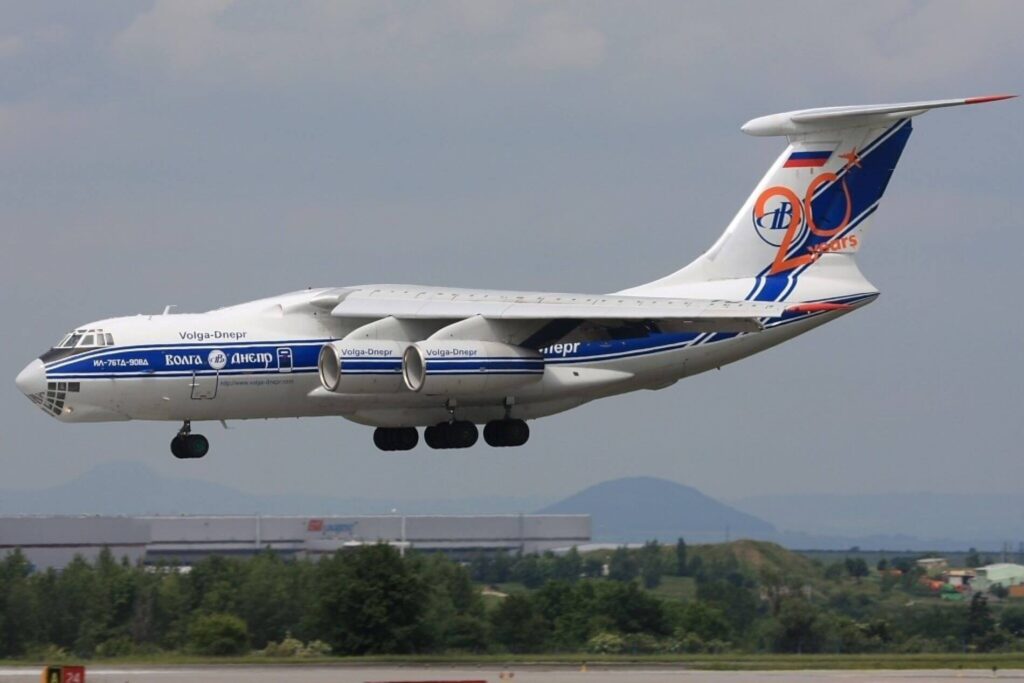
[{"x1": 753, "y1": 170, "x2": 853, "y2": 275}]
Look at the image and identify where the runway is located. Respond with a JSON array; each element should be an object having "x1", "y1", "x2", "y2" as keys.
[{"x1": 2, "y1": 666, "x2": 1023, "y2": 682}]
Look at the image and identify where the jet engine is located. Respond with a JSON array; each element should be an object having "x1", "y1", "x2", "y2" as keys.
[
  {"x1": 402, "y1": 341, "x2": 544, "y2": 395},
  {"x1": 318, "y1": 341, "x2": 409, "y2": 393}
]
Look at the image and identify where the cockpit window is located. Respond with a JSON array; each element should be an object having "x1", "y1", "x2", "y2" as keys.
[{"x1": 54, "y1": 329, "x2": 114, "y2": 349}]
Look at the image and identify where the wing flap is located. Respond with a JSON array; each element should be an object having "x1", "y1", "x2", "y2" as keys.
[{"x1": 329, "y1": 286, "x2": 786, "y2": 331}]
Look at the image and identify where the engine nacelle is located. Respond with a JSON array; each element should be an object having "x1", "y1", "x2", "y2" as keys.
[
  {"x1": 318, "y1": 341, "x2": 409, "y2": 393},
  {"x1": 402, "y1": 341, "x2": 544, "y2": 396}
]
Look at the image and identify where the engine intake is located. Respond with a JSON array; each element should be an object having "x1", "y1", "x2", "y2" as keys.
[
  {"x1": 402, "y1": 341, "x2": 544, "y2": 395},
  {"x1": 318, "y1": 341, "x2": 409, "y2": 393}
]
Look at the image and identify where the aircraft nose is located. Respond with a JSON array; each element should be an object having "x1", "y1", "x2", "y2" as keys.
[{"x1": 15, "y1": 359, "x2": 45, "y2": 397}]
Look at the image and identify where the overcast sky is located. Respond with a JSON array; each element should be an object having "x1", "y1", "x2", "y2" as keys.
[{"x1": 1, "y1": 1, "x2": 1022, "y2": 506}]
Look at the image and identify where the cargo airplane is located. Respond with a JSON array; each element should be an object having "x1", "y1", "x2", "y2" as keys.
[{"x1": 15, "y1": 96, "x2": 1012, "y2": 457}]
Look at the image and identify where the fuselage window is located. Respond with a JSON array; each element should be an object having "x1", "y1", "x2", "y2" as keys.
[{"x1": 105, "y1": 333, "x2": 114, "y2": 346}]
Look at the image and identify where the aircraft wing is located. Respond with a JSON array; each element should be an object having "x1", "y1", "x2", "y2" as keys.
[{"x1": 321, "y1": 286, "x2": 799, "y2": 335}]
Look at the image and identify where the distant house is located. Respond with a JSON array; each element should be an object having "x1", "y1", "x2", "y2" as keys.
[
  {"x1": 916, "y1": 557, "x2": 948, "y2": 575},
  {"x1": 945, "y1": 569, "x2": 975, "y2": 590},
  {"x1": 972, "y1": 563, "x2": 1024, "y2": 593}
]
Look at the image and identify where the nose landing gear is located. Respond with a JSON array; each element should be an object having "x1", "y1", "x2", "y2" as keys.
[{"x1": 171, "y1": 420, "x2": 209, "y2": 459}]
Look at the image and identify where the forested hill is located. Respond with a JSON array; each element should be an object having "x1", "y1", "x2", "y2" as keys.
[{"x1": 539, "y1": 476, "x2": 775, "y2": 542}]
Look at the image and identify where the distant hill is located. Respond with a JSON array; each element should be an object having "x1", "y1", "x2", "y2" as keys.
[
  {"x1": 0, "y1": 461, "x2": 549, "y2": 516},
  {"x1": 538, "y1": 476, "x2": 775, "y2": 542},
  {"x1": 734, "y1": 492, "x2": 1024, "y2": 548}
]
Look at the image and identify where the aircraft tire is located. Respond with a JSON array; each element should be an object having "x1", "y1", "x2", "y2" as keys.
[
  {"x1": 172, "y1": 434, "x2": 209, "y2": 459},
  {"x1": 374, "y1": 427, "x2": 419, "y2": 451},
  {"x1": 449, "y1": 421, "x2": 478, "y2": 448},
  {"x1": 186, "y1": 434, "x2": 209, "y2": 458},
  {"x1": 424, "y1": 424, "x2": 446, "y2": 449},
  {"x1": 483, "y1": 419, "x2": 529, "y2": 447}
]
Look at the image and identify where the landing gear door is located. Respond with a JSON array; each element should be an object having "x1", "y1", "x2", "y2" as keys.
[{"x1": 277, "y1": 347, "x2": 293, "y2": 373}]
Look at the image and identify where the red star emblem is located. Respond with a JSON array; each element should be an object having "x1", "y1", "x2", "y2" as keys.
[{"x1": 839, "y1": 148, "x2": 862, "y2": 169}]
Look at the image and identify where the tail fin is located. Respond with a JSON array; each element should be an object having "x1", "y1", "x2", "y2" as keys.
[{"x1": 631, "y1": 95, "x2": 1013, "y2": 301}]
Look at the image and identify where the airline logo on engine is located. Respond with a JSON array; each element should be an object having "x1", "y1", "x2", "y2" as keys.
[
  {"x1": 340, "y1": 347, "x2": 396, "y2": 357},
  {"x1": 424, "y1": 347, "x2": 479, "y2": 358}
]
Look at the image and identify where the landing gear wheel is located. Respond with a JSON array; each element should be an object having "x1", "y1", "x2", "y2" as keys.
[
  {"x1": 171, "y1": 433, "x2": 209, "y2": 459},
  {"x1": 424, "y1": 421, "x2": 478, "y2": 449},
  {"x1": 373, "y1": 427, "x2": 419, "y2": 451},
  {"x1": 449, "y1": 420, "x2": 478, "y2": 448},
  {"x1": 424, "y1": 424, "x2": 444, "y2": 449},
  {"x1": 484, "y1": 419, "x2": 530, "y2": 447}
]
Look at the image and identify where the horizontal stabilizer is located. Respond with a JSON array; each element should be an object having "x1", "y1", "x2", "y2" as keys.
[{"x1": 741, "y1": 94, "x2": 1014, "y2": 137}]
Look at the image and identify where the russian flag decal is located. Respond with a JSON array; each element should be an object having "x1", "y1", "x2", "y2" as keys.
[{"x1": 784, "y1": 150, "x2": 832, "y2": 168}]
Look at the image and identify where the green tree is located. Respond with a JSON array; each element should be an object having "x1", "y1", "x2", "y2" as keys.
[
  {"x1": 695, "y1": 574, "x2": 758, "y2": 636},
  {"x1": 512, "y1": 554, "x2": 546, "y2": 589},
  {"x1": 0, "y1": 551, "x2": 40, "y2": 657},
  {"x1": 675, "y1": 601, "x2": 731, "y2": 642},
  {"x1": 310, "y1": 544, "x2": 427, "y2": 654},
  {"x1": 772, "y1": 597, "x2": 826, "y2": 653},
  {"x1": 552, "y1": 548, "x2": 583, "y2": 583},
  {"x1": 593, "y1": 581, "x2": 669, "y2": 635},
  {"x1": 490, "y1": 593, "x2": 548, "y2": 652},
  {"x1": 639, "y1": 541, "x2": 664, "y2": 589},
  {"x1": 235, "y1": 552, "x2": 308, "y2": 647},
  {"x1": 607, "y1": 547, "x2": 638, "y2": 582},
  {"x1": 674, "y1": 539, "x2": 688, "y2": 577},
  {"x1": 965, "y1": 593, "x2": 995, "y2": 650},
  {"x1": 1000, "y1": 606, "x2": 1024, "y2": 637},
  {"x1": 188, "y1": 613, "x2": 249, "y2": 655},
  {"x1": 844, "y1": 557, "x2": 869, "y2": 582}
]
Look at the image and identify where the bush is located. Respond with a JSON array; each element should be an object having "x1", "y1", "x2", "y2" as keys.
[
  {"x1": 262, "y1": 634, "x2": 332, "y2": 658},
  {"x1": 188, "y1": 613, "x2": 249, "y2": 655},
  {"x1": 586, "y1": 632, "x2": 625, "y2": 654}
]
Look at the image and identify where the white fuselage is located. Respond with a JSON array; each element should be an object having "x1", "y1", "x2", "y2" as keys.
[{"x1": 16, "y1": 285, "x2": 874, "y2": 429}]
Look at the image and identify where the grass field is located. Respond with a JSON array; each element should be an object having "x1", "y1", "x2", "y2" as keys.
[{"x1": 6, "y1": 652, "x2": 1024, "y2": 671}]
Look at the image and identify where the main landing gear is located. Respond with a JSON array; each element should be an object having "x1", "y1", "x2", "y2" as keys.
[
  {"x1": 372, "y1": 419, "x2": 530, "y2": 451},
  {"x1": 373, "y1": 427, "x2": 419, "y2": 451},
  {"x1": 171, "y1": 420, "x2": 209, "y2": 459},
  {"x1": 424, "y1": 421, "x2": 479, "y2": 449},
  {"x1": 483, "y1": 419, "x2": 530, "y2": 447}
]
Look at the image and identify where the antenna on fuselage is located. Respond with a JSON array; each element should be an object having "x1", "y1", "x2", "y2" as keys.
[{"x1": 162, "y1": 305, "x2": 176, "y2": 315}]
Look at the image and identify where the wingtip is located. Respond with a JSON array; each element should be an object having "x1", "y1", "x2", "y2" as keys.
[{"x1": 964, "y1": 94, "x2": 1016, "y2": 105}]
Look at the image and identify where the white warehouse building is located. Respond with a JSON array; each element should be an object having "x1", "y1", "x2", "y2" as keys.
[
  {"x1": 972, "y1": 563, "x2": 1024, "y2": 593},
  {"x1": 0, "y1": 514, "x2": 590, "y2": 570}
]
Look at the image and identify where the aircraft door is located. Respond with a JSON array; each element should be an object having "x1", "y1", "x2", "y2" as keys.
[
  {"x1": 190, "y1": 371, "x2": 218, "y2": 399},
  {"x1": 190, "y1": 349, "x2": 224, "y2": 400},
  {"x1": 277, "y1": 347, "x2": 293, "y2": 373}
]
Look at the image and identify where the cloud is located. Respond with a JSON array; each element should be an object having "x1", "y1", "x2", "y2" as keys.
[
  {"x1": 0, "y1": 35, "x2": 25, "y2": 59},
  {"x1": 110, "y1": 0, "x2": 608, "y2": 87}
]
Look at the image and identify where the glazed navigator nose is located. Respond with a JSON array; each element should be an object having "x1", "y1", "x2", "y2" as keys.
[{"x1": 15, "y1": 359, "x2": 45, "y2": 397}]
